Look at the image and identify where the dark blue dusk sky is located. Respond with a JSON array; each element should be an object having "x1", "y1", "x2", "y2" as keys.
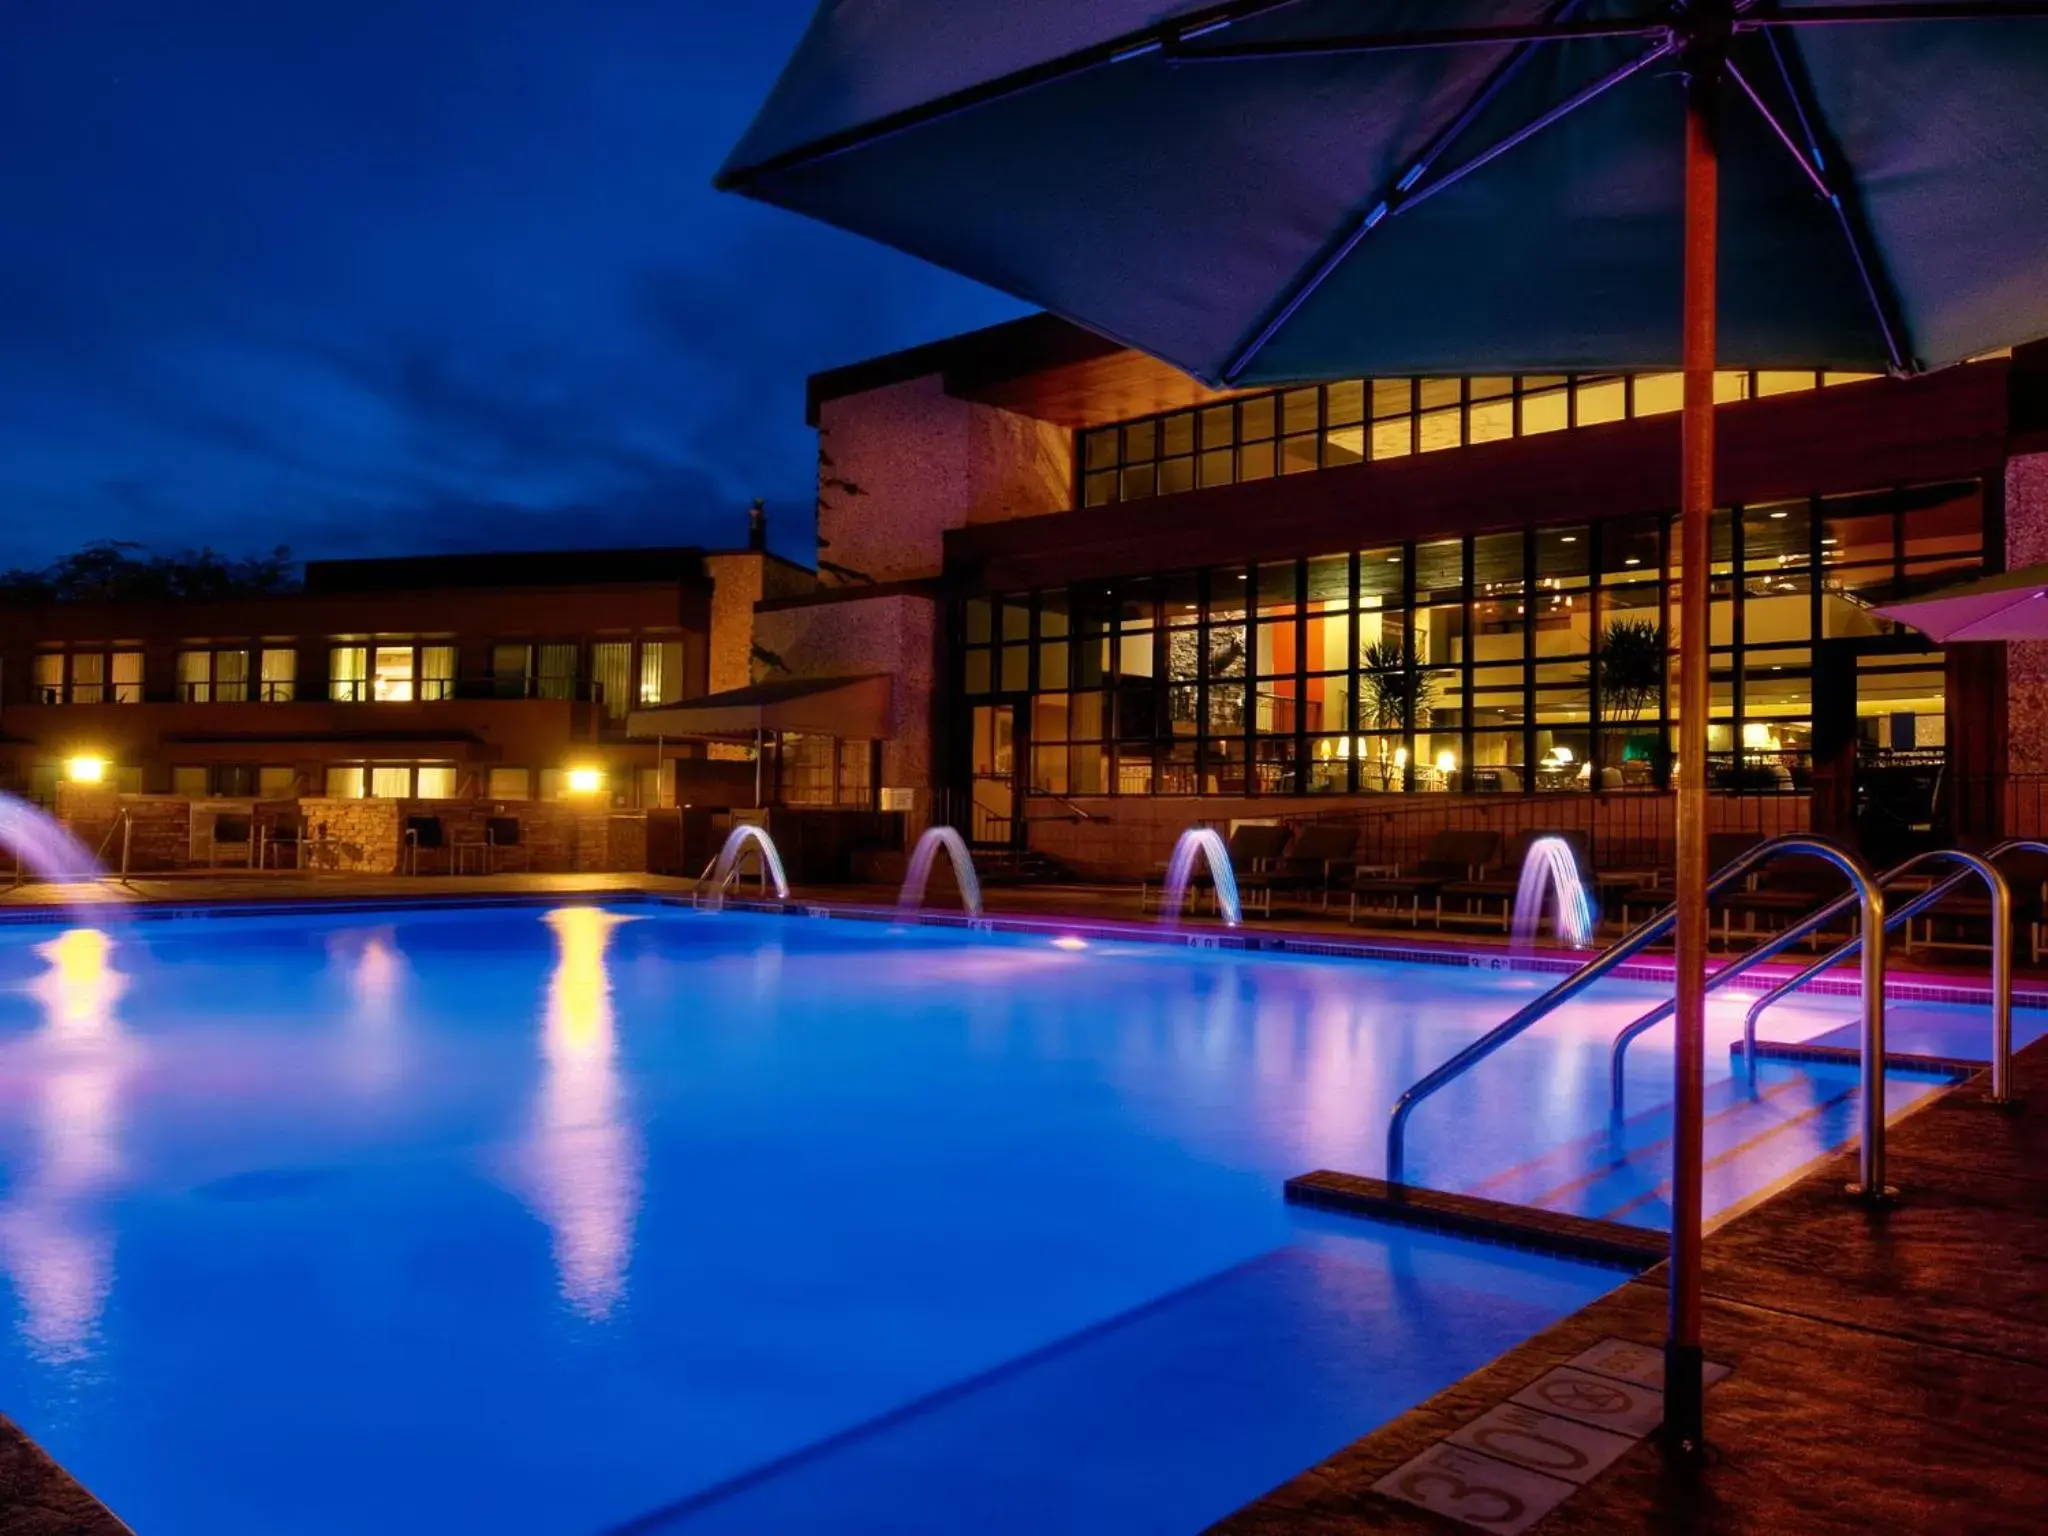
[{"x1": 0, "y1": 1, "x2": 1023, "y2": 570}]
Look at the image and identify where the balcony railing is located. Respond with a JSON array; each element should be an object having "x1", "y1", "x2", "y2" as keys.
[{"x1": 25, "y1": 675, "x2": 610, "y2": 705}]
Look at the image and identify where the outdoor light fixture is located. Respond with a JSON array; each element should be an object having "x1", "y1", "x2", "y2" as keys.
[
  {"x1": 565, "y1": 766, "x2": 606, "y2": 794},
  {"x1": 64, "y1": 755, "x2": 108, "y2": 784}
]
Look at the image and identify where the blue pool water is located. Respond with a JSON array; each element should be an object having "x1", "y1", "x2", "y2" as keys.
[{"x1": 0, "y1": 903, "x2": 1998, "y2": 1533}]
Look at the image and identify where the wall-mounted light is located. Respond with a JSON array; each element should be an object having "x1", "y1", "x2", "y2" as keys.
[
  {"x1": 64, "y1": 755, "x2": 108, "y2": 785},
  {"x1": 565, "y1": 766, "x2": 606, "y2": 795}
]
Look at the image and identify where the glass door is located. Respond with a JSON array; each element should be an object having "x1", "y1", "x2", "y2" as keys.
[{"x1": 969, "y1": 702, "x2": 1025, "y2": 849}]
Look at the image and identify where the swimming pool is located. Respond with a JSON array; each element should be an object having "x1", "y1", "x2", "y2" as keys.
[{"x1": 0, "y1": 902, "x2": 2000, "y2": 1533}]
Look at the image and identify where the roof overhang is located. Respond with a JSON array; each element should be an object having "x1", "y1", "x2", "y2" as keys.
[{"x1": 628, "y1": 673, "x2": 892, "y2": 742}]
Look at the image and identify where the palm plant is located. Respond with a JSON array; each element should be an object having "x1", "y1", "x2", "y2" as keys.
[
  {"x1": 1595, "y1": 618, "x2": 1663, "y2": 721},
  {"x1": 1360, "y1": 639, "x2": 1437, "y2": 788}
]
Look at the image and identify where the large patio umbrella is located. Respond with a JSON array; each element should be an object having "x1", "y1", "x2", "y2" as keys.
[
  {"x1": 1878, "y1": 562, "x2": 2048, "y2": 640},
  {"x1": 720, "y1": 0, "x2": 2048, "y2": 1451}
]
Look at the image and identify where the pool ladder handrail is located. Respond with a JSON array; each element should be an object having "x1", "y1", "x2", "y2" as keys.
[
  {"x1": 1385, "y1": 835, "x2": 1889, "y2": 1196},
  {"x1": 1736, "y1": 841, "x2": 2040, "y2": 1107}
]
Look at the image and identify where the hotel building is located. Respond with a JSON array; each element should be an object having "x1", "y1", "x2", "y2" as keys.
[{"x1": 768, "y1": 315, "x2": 2038, "y2": 877}]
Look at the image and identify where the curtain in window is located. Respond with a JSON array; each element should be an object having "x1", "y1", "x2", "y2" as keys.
[
  {"x1": 33, "y1": 653, "x2": 63, "y2": 703},
  {"x1": 414, "y1": 764, "x2": 457, "y2": 798},
  {"x1": 369, "y1": 765, "x2": 412, "y2": 798},
  {"x1": 330, "y1": 646, "x2": 368, "y2": 702},
  {"x1": 70, "y1": 652, "x2": 105, "y2": 705},
  {"x1": 324, "y1": 765, "x2": 365, "y2": 799},
  {"x1": 112, "y1": 651, "x2": 144, "y2": 703},
  {"x1": 419, "y1": 645, "x2": 457, "y2": 701},
  {"x1": 213, "y1": 649, "x2": 250, "y2": 703},
  {"x1": 260, "y1": 648, "x2": 296, "y2": 702},
  {"x1": 591, "y1": 642, "x2": 631, "y2": 720},
  {"x1": 538, "y1": 643, "x2": 578, "y2": 700},
  {"x1": 179, "y1": 649, "x2": 213, "y2": 703},
  {"x1": 639, "y1": 639, "x2": 685, "y2": 705}
]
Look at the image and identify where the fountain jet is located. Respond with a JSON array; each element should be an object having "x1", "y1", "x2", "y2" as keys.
[
  {"x1": 897, "y1": 826, "x2": 983, "y2": 918},
  {"x1": 1510, "y1": 834, "x2": 1596, "y2": 949},
  {"x1": 1160, "y1": 826, "x2": 1241, "y2": 928}
]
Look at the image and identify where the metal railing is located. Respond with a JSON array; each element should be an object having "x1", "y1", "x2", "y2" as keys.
[
  {"x1": 1386, "y1": 835, "x2": 1891, "y2": 1199},
  {"x1": 91, "y1": 809, "x2": 135, "y2": 889},
  {"x1": 1739, "y1": 843, "x2": 2037, "y2": 1107}
]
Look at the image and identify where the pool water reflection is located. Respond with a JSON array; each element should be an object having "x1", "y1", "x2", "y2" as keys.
[{"x1": 0, "y1": 905, "x2": 1992, "y2": 1534}]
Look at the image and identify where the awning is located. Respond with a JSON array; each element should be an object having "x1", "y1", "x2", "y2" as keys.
[
  {"x1": 627, "y1": 674, "x2": 892, "y2": 742},
  {"x1": 1875, "y1": 563, "x2": 2048, "y2": 642}
]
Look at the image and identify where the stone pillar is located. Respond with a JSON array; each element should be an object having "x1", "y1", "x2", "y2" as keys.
[{"x1": 2005, "y1": 455, "x2": 2048, "y2": 835}]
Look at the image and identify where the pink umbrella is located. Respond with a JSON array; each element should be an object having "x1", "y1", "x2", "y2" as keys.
[{"x1": 1876, "y1": 563, "x2": 2048, "y2": 641}]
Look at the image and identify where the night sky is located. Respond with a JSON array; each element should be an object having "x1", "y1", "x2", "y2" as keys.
[{"x1": 1, "y1": 1, "x2": 1022, "y2": 571}]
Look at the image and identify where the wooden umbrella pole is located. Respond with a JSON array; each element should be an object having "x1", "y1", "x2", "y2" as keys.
[{"x1": 1668, "y1": 11, "x2": 1725, "y2": 1460}]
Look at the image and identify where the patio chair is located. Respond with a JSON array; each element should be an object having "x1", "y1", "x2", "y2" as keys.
[
  {"x1": 1347, "y1": 829, "x2": 1501, "y2": 927},
  {"x1": 208, "y1": 812, "x2": 255, "y2": 869},
  {"x1": 403, "y1": 815, "x2": 447, "y2": 876},
  {"x1": 1716, "y1": 852, "x2": 1852, "y2": 948},
  {"x1": 1139, "y1": 822, "x2": 1292, "y2": 918},
  {"x1": 485, "y1": 816, "x2": 531, "y2": 873},
  {"x1": 1903, "y1": 847, "x2": 2048, "y2": 964},
  {"x1": 1614, "y1": 832, "x2": 1767, "y2": 928},
  {"x1": 1439, "y1": 829, "x2": 1593, "y2": 933},
  {"x1": 260, "y1": 816, "x2": 304, "y2": 870},
  {"x1": 1250, "y1": 823, "x2": 1362, "y2": 912}
]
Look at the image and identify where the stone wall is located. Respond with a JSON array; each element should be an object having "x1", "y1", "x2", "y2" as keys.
[
  {"x1": 54, "y1": 787, "x2": 192, "y2": 873},
  {"x1": 815, "y1": 375, "x2": 1070, "y2": 585},
  {"x1": 299, "y1": 797, "x2": 404, "y2": 873},
  {"x1": 2008, "y1": 453, "x2": 2048, "y2": 772},
  {"x1": 703, "y1": 551, "x2": 816, "y2": 696},
  {"x1": 754, "y1": 591, "x2": 937, "y2": 828}
]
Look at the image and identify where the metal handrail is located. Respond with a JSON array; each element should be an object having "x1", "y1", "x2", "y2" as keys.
[
  {"x1": 1739, "y1": 842, "x2": 2040, "y2": 1106},
  {"x1": 1606, "y1": 865, "x2": 1899, "y2": 1111},
  {"x1": 1385, "y1": 834, "x2": 1890, "y2": 1197}
]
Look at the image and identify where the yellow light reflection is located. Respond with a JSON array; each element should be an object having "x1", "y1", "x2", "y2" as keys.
[
  {"x1": 520, "y1": 908, "x2": 641, "y2": 1320},
  {"x1": 0, "y1": 928, "x2": 128, "y2": 1361}
]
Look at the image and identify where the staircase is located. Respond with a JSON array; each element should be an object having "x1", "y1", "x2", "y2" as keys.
[{"x1": 1460, "y1": 1059, "x2": 1951, "y2": 1230}]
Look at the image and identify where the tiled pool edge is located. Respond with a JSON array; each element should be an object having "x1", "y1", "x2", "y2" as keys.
[{"x1": 0, "y1": 884, "x2": 2033, "y2": 1010}]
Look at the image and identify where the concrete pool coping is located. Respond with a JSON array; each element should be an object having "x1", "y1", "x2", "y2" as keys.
[{"x1": 1210, "y1": 1036, "x2": 2048, "y2": 1535}]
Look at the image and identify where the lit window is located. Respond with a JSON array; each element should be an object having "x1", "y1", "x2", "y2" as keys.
[
  {"x1": 325, "y1": 765, "x2": 365, "y2": 799},
  {"x1": 373, "y1": 646, "x2": 416, "y2": 702},
  {"x1": 419, "y1": 645, "x2": 457, "y2": 702},
  {"x1": 111, "y1": 651, "x2": 143, "y2": 703},
  {"x1": 415, "y1": 764, "x2": 458, "y2": 799},
  {"x1": 330, "y1": 646, "x2": 368, "y2": 702},
  {"x1": 369, "y1": 765, "x2": 412, "y2": 798},
  {"x1": 32, "y1": 653, "x2": 64, "y2": 704},
  {"x1": 260, "y1": 647, "x2": 296, "y2": 702}
]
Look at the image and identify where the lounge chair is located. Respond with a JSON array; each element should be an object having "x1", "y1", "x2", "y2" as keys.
[
  {"x1": 1716, "y1": 852, "x2": 1852, "y2": 947},
  {"x1": 1614, "y1": 832, "x2": 1767, "y2": 928},
  {"x1": 1249, "y1": 823, "x2": 1361, "y2": 912},
  {"x1": 1439, "y1": 829, "x2": 1593, "y2": 933},
  {"x1": 1903, "y1": 847, "x2": 2048, "y2": 964},
  {"x1": 1139, "y1": 823, "x2": 1292, "y2": 917},
  {"x1": 1347, "y1": 830, "x2": 1501, "y2": 927}
]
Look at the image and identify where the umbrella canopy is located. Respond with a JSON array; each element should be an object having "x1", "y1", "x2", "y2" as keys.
[
  {"x1": 721, "y1": 1, "x2": 2048, "y2": 386},
  {"x1": 1877, "y1": 562, "x2": 2048, "y2": 640},
  {"x1": 729, "y1": 1, "x2": 2048, "y2": 385},
  {"x1": 723, "y1": 0, "x2": 2048, "y2": 1454}
]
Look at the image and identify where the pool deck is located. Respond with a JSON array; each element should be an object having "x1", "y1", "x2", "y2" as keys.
[
  {"x1": 1213, "y1": 1034, "x2": 2048, "y2": 1535},
  {"x1": 0, "y1": 873, "x2": 2041, "y2": 1532}
]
